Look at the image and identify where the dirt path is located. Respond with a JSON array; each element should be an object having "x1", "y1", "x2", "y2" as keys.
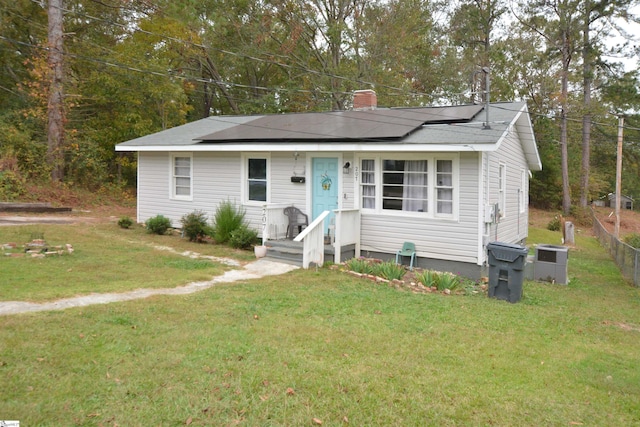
[{"x1": 0, "y1": 258, "x2": 298, "y2": 316}]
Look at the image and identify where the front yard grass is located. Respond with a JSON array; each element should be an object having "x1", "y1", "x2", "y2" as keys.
[
  {"x1": 1, "y1": 222, "x2": 640, "y2": 425},
  {"x1": 0, "y1": 222, "x2": 253, "y2": 302}
]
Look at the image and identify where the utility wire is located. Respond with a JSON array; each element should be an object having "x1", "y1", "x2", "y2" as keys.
[
  {"x1": 3, "y1": 4, "x2": 640, "y2": 136},
  {"x1": 4, "y1": 29, "x2": 639, "y2": 140}
]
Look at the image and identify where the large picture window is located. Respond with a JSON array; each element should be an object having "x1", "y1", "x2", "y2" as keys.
[
  {"x1": 359, "y1": 155, "x2": 457, "y2": 218},
  {"x1": 383, "y1": 160, "x2": 428, "y2": 212},
  {"x1": 247, "y1": 157, "x2": 268, "y2": 202},
  {"x1": 171, "y1": 154, "x2": 192, "y2": 200}
]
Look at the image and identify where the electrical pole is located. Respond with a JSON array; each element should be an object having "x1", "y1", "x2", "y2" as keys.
[
  {"x1": 47, "y1": 0, "x2": 65, "y2": 182},
  {"x1": 615, "y1": 115, "x2": 624, "y2": 238}
]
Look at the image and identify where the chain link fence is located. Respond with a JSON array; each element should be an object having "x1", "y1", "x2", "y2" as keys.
[{"x1": 592, "y1": 210, "x2": 640, "y2": 286}]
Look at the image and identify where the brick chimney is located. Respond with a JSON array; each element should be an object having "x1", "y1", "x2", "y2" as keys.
[{"x1": 353, "y1": 89, "x2": 377, "y2": 110}]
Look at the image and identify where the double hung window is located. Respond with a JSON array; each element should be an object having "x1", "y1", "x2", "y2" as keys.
[
  {"x1": 359, "y1": 156, "x2": 457, "y2": 217},
  {"x1": 436, "y1": 160, "x2": 453, "y2": 214},
  {"x1": 361, "y1": 159, "x2": 376, "y2": 209},
  {"x1": 246, "y1": 156, "x2": 268, "y2": 203},
  {"x1": 171, "y1": 154, "x2": 192, "y2": 200},
  {"x1": 498, "y1": 163, "x2": 506, "y2": 218}
]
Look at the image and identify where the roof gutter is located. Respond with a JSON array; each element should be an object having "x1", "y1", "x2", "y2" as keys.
[{"x1": 115, "y1": 142, "x2": 501, "y2": 153}]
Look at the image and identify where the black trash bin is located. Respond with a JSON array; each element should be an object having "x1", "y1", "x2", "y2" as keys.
[{"x1": 487, "y1": 242, "x2": 528, "y2": 303}]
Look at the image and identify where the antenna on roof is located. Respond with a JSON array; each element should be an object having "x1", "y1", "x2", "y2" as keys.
[
  {"x1": 471, "y1": 67, "x2": 491, "y2": 129},
  {"x1": 481, "y1": 67, "x2": 491, "y2": 130}
]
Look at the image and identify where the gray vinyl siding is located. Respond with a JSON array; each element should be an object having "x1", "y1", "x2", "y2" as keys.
[
  {"x1": 137, "y1": 151, "x2": 309, "y2": 231},
  {"x1": 137, "y1": 152, "x2": 242, "y2": 226},
  {"x1": 342, "y1": 154, "x2": 355, "y2": 209},
  {"x1": 360, "y1": 152, "x2": 481, "y2": 265},
  {"x1": 485, "y1": 125, "x2": 529, "y2": 246}
]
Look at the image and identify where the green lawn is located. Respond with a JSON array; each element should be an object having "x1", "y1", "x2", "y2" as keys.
[
  {"x1": 0, "y1": 223, "x2": 254, "y2": 302},
  {"x1": 1, "y1": 223, "x2": 639, "y2": 426}
]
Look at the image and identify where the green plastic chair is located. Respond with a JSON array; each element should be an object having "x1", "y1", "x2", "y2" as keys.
[{"x1": 395, "y1": 242, "x2": 416, "y2": 270}]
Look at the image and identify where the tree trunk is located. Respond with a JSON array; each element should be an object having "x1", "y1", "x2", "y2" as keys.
[
  {"x1": 580, "y1": 2, "x2": 592, "y2": 208},
  {"x1": 47, "y1": 0, "x2": 65, "y2": 182},
  {"x1": 204, "y1": 54, "x2": 240, "y2": 115},
  {"x1": 561, "y1": 31, "x2": 572, "y2": 215}
]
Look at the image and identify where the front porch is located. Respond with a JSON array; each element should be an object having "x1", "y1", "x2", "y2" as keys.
[
  {"x1": 263, "y1": 239, "x2": 357, "y2": 266},
  {"x1": 260, "y1": 204, "x2": 361, "y2": 268}
]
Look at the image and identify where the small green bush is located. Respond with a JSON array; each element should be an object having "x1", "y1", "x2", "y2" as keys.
[
  {"x1": 229, "y1": 226, "x2": 259, "y2": 249},
  {"x1": 624, "y1": 233, "x2": 640, "y2": 249},
  {"x1": 145, "y1": 215, "x2": 172, "y2": 235},
  {"x1": 212, "y1": 200, "x2": 247, "y2": 244},
  {"x1": 547, "y1": 217, "x2": 561, "y2": 231},
  {"x1": 0, "y1": 170, "x2": 26, "y2": 200},
  {"x1": 569, "y1": 206, "x2": 592, "y2": 227},
  {"x1": 180, "y1": 210, "x2": 210, "y2": 242},
  {"x1": 117, "y1": 216, "x2": 134, "y2": 229}
]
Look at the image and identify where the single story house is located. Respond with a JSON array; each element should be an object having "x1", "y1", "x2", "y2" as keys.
[
  {"x1": 607, "y1": 193, "x2": 634, "y2": 210},
  {"x1": 116, "y1": 91, "x2": 542, "y2": 278}
]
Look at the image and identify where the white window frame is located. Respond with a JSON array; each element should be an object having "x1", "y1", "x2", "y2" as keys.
[
  {"x1": 355, "y1": 154, "x2": 459, "y2": 219},
  {"x1": 519, "y1": 169, "x2": 526, "y2": 214},
  {"x1": 498, "y1": 162, "x2": 506, "y2": 218},
  {"x1": 242, "y1": 153, "x2": 270, "y2": 205},
  {"x1": 170, "y1": 153, "x2": 192, "y2": 201}
]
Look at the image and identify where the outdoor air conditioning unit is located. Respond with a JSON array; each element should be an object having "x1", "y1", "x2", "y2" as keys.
[{"x1": 533, "y1": 244, "x2": 569, "y2": 285}]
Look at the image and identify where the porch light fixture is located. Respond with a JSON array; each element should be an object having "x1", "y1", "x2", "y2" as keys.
[{"x1": 343, "y1": 161, "x2": 351, "y2": 174}]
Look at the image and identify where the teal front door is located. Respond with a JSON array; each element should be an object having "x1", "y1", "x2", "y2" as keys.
[{"x1": 312, "y1": 157, "x2": 339, "y2": 235}]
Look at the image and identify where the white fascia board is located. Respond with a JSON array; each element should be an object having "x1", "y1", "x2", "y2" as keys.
[{"x1": 115, "y1": 142, "x2": 499, "y2": 153}]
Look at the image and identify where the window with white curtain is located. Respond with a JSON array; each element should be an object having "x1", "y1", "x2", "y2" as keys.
[
  {"x1": 436, "y1": 160, "x2": 453, "y2": 214},
  {"x1": 361, "y1": 159, "x2": 376, "y2": 209},
  {"x1": 171, "y1": 154, "x2": 192, "y2": 200},
  {"x1": 382, "y1": 160, "x2": 428, "y2": 212},
  {"x1": 359, "y1": 155, "x2": 457, "y2": 217}
]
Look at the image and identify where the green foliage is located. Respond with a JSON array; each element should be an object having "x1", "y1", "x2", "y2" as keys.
[
  {"x1": 345, "y1": 258, "x2": 374, "y2": 275},
  {"x1": 624, "y1": 233, "x2": 640, "y2": 249},
  {"x1": 547, "y1": 217, "x2": 561, "y2": 231},
  {"x1": 528, "y1": 115, "x2": 562, "y2": 210},
  {"x1": 212, "y1": 200, "x2": 247, "y2": 244},
  {"x1": 0, "y1": 117, "x2": 49, "y2": 181},
  {"x1": 0, "y1": 170, "x2": 26, "y2": 200},
  {"x1": 145, "y1": 215, "x2": 172, "y2": 235},
  {"x1": 117, "y1": 216, "x2": 134, "y2": 229},
  {"x1": 374, "y1": 261, "x2": 407, "y2": 281},
  {"x1": 180, "y1": 210, "x2": 210, "y2": 242},
  {"x1": 436, "y1": 272, "x2": 461, "y2": 291},
  {"x1": 415, "y1": 270, "x2": 437, "y2": 288},
  {"x1": 344, "y1": 258, "x2": 405, "y2": 281},
  {"x1": 569, "y1": 206, "x2": 592, "y2": 227},
  {"x1": 228, "y1": 226, "x2": 259, "y2": 249},
  {"x1": 416, "y1": 270, "x2": 462, "y2": 291},
  {"x1": 65, "y1": 139, "x2": 110, "y2": 190}
]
